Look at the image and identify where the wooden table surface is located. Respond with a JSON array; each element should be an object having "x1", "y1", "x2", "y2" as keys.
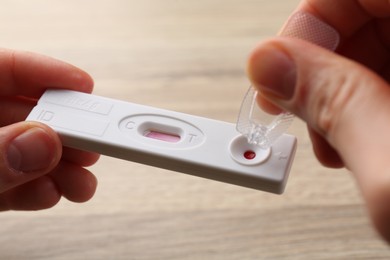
[{"x1": 1, "y1": 0, "x2": 389, "y2": 259}]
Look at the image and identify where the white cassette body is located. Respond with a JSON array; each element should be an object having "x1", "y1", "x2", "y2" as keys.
[{"x1": 26, "y1": 90, "x2": 297, "y2": 193}]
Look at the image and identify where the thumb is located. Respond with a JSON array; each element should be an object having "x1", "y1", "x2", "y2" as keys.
[
  {"x1": 247, "y1": 37, "x2": 390, "y2": 242},
  {"x1": 0, "y1": 122, "x2": 62, "y2": 192}
]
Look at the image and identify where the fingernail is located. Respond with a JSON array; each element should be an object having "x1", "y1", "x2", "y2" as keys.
[
  {"x1": 7, "y1": 128, "x2": 56, "y2": 172},
  {"x1": 281, "y1": 11, "x2": 340, "y2": 51},
  {"x1": 249, "y1": 46, "x2": 297, "y2": 100}
]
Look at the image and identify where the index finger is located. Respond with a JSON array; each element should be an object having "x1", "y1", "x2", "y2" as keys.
[
  {"x1": 294, "y1": 0, "x2": 390, "y2": 38},
  {"x1": 0, "y1": 48, "x2": 94, "y2": 98}
]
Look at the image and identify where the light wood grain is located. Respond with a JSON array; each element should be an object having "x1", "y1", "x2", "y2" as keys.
[{"x1": 0, "y1": 0, "x2": 389, "y2": 259}]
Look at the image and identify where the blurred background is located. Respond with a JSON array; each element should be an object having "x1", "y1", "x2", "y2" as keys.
[{"x1": 0, "y1": 0, "x2": 389, "y2": 259}]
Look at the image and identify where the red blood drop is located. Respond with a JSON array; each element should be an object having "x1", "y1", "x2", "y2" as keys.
[{"x1": 244, "y1": 150, "x2": 256, "y2": 160}]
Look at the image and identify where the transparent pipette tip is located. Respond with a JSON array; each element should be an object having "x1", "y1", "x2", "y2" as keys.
[
  {"x1": 236, "y1": 11, "x2": 340, "y2": 149},
  {"x1": 236, "y1": 86, "x2": 295, "y2": 149}
]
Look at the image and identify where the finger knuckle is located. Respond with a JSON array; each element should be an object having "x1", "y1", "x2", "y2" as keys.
[{"x1": 304, "y1": 71, "x2": 357, "y2": 137}]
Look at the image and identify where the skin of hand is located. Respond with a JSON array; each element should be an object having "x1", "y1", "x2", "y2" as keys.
[
  {"x1": 247, "y1": 0, "x2": 390, "y2": 243},
  {"x1": 0, "y1": 49, "x2": 99, "y2": 211}
]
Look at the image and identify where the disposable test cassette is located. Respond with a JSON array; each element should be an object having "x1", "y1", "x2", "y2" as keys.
[{"x1": 26, "y1": 89, "x2": 297, "y2": 193}]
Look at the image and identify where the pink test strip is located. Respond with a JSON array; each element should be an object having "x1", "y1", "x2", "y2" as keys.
[{"x1": 144, "y1": 130, "x2": 181, "y2": 143}]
